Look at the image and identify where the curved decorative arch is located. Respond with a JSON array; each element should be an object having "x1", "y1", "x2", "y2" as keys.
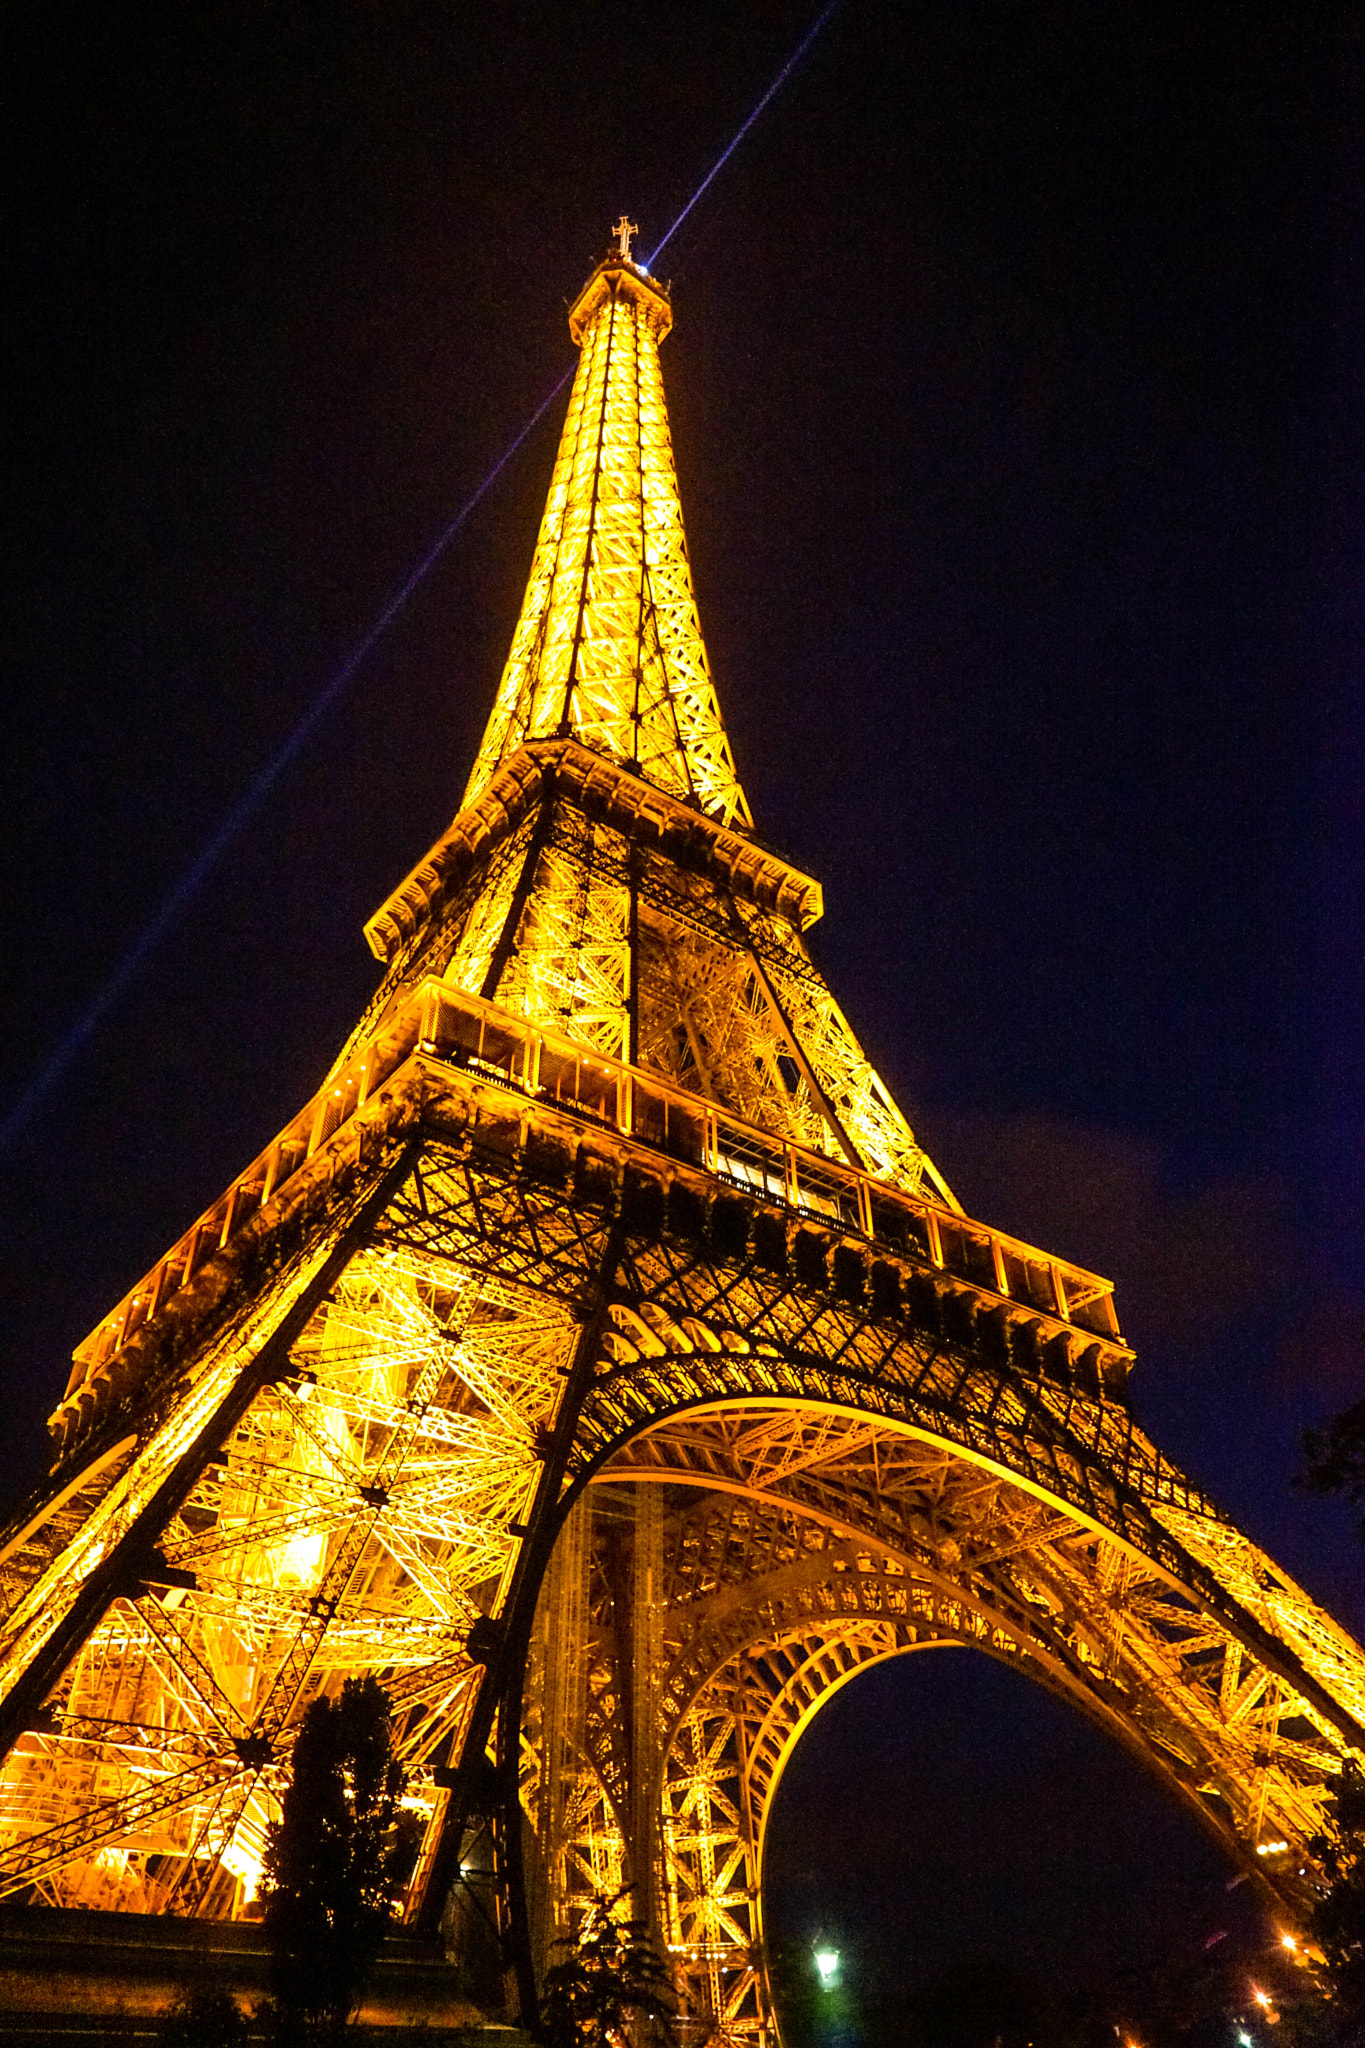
[
  {"x1": 596, "y1": 1400, "x2": 1355, "y2": 1863},
  {"x1": 569, "y1": 1313, "x2": 1365, "y2": 1761},
  {"x1": 512, "y1": 1386, "x2": 1359, "y2": 2045}
]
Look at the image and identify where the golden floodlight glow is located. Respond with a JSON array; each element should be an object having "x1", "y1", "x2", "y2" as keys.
[
  {"x1": 0, "y1": 229, "x2": 1363, "y2": 2048},
  {"x1": 463, "y1": 251, "x2": 750, "y2": 832}
]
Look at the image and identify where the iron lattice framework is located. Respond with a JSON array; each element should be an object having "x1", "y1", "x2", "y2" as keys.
[{"x1": 2, "y1": 236, "x2": 1362, "y2": 2041}]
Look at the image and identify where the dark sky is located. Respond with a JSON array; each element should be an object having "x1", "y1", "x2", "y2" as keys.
[{"x1": 5, "y1": 0, "x2": 1364, "y2": 2023}]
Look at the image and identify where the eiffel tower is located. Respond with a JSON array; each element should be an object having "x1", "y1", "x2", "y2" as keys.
[{"x1": 2, "y1": 220, "x2": 1363, "y2": 2040}]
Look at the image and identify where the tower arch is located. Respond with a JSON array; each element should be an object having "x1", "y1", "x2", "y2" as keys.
[{"x1": 525, "y1": 1388, "x2": 1348, "y2": 2043}]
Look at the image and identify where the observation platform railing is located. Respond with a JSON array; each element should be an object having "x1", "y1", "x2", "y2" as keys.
[{"x1": 68, "y1": 978, "x2": 1122, "y2": 1396}]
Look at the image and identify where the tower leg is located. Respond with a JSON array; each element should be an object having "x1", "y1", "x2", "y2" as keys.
[
  {"x1": 418, "y1": 1215, "x2": 627, "y2": 2022},
  {"x1": 628, "y1": 1484, "x2": 663, "y2": 1948},
  {"x1": 0, "y1": 1139, "x2": 420, "y2": 1774}
]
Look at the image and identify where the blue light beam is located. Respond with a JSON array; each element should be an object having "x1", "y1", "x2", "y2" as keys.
[
  {"x1": 647, "y1": 0, "x2": 843, "y2": 268},
  {"x1": 1, "y1": 0, "x2": 843, "y2": 1152},
  {"x1": 0, "y1": 374, "x2": 569, "y2": 1154}
]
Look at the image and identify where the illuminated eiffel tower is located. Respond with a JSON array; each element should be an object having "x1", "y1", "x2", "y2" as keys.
[{"x1": 2, "y1": 220, "x2": 1364, "y2": 2040}]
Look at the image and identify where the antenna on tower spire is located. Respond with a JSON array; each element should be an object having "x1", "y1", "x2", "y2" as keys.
[{"x1": 612, "y1": 214, "x2": 638, "y2": 262}]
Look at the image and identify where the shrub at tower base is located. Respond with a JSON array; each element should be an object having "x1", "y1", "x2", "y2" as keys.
[
  {"x1": 1270, "y1": 1756, "x2": 1365, "y2": 2045},
  {"x1": 537, "y1": 1890, "x2": 681, "y2": 2048},
  {"x1": 258, "y1": 1676, "x2": 422, "y2": 2042}
]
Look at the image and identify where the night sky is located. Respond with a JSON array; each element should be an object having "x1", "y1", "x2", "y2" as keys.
[{"x1": 6, "y1": 2, "x2": 1365, "y2": 2029}]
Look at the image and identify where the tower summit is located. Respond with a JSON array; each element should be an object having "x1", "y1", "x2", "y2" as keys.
[
  {"x1": 0, "y1": 233, "x2": 1363, "y2": 2043},
  {"x1": 464, "y1": 228, "x2": 750, "y2": 830}
]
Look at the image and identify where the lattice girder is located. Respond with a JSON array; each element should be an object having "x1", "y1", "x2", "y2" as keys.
[
  {"x1": 343, "y1": 764, "x2": 948, "y2": 1207},
  {"x1": 3, "y1": 239, "x2": 1364, "y2": 2043},
  {"x1": 463, "y1": 259, "x2": 748, "y2": 831},
  {"x1": 544, "y1": 1440, "x2": 1354, "y2": 2042},
  {"x1": 0, "y1": 1150, "x2": 599, "y2": 1915},
  {"x1": 3, "y1": 1058, "x2": 1361, "y2": 1953},
  {"x1": 619, "y1": 1448, "x2": 1346, "y2": 1879}
]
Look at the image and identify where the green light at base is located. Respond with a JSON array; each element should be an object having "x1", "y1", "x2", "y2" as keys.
[{"x1": 814, "y1": 1946, "x2": 841, "y2": 1990}]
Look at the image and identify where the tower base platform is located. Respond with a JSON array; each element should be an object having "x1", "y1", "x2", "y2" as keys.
[{"x1": 0, "y1": 1903, "x2": 513, "y2": 2040}]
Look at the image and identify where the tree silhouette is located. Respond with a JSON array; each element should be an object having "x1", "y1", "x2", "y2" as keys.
[
  {"x1": 260, "y1": 1676, "x2": 422, "y2": 2042},
  {"x1": 538, "y1": 1890, "x2": 681, "y2": 2048},
  {"x1": 1287, "y1": 1756, "x2": 1365, "y2": 2042},
  {"x1": 158, "y1": 1983, "x2": 249, "y2": 2048},
  {"x1": 1299, "y1": 1399, "x2": 1365, "y2": 1540},
  {"x1": 1294, "y1": 1416, "x2": 1365, "y2": 2038}
]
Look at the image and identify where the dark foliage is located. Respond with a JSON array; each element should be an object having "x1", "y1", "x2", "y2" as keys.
[
  {"x1": 1300, "y1": 1401, "x2": 1365, "y2": 1541},
  {"x1": 909, "y1": 1959, "x2": 1063, "y2": 2047},
  {"x1": 157, "y1": 1983, "x2": 250, "y2": 2048},
  {"x1": 260, "y1": 1675, "x2": 422, "y2": 2042},
  {"x1": 1301, "y1": 1757, "x2": 1365, "y2": 2040},
  {"x1": 1295, "y1": 1408, "x2": 1365, "y2": 2038},
  {"x1": 768, "y1": 1931, "x2": 1332, "y2": 2048},
  {"x1": 538, "y1": 1890, "x2": 681, "y2": 2048}
]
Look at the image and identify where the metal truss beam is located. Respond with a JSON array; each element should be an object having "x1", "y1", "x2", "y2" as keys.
[{"x1": 3, "y1": 239, "x2": 1363, "y2": 2048}]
